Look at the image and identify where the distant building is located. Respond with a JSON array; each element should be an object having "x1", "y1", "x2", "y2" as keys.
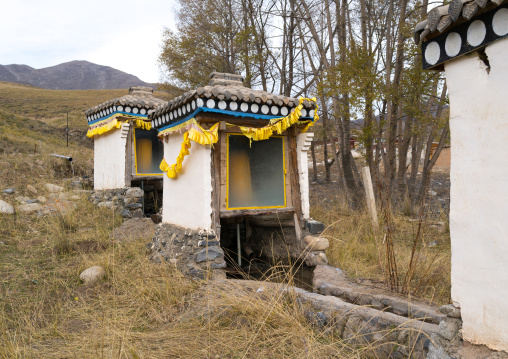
[{"x1": 85, "y1": 87, "x2": 166, "y2": 214}]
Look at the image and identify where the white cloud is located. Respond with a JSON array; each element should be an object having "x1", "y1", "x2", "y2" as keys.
[{"x1": 0, "y1": 0, "x2": 178, "y2": 83}]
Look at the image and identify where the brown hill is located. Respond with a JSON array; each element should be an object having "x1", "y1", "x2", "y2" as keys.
[{"x1": 0, "y1": 60, "x2": 154, "y2": 90}]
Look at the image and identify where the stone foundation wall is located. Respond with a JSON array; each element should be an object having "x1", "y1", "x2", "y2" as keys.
[
  {"x1": 90, "y1": 187, "x2": 144, "y2": 218},
  {"x1": 427, "y1": 305, "x2": 464, "y2": 359},
  {"x1": 290, "y1": 286, "x2": 439, "y2": 358},
  {"x1": 148, "y1": 223, "x2": 226, "y2": 279}
]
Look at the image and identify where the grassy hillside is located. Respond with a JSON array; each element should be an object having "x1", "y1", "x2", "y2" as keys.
[{"x1": 0, "y1": 81, "x2": 171, "y2": 130}]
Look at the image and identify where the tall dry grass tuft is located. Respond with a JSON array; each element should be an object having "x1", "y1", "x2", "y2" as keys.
[{"x1": 312, "y1": 194, "x2": 451, "y2": 304}]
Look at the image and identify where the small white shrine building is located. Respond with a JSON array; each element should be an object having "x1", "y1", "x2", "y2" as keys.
[{"x1": 416, "y1": 1, "x2": 508, "y2": 352}]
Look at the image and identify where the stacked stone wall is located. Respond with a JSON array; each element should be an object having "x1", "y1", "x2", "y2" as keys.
[
  {"x1": 90, "y1": 187, "x2": 144, "y2": 218},
  {"x1": 148, "y1": 223, "x2": 226, "y2": 279}
]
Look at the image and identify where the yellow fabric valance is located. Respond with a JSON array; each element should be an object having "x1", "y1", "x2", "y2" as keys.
[
  {"x1": 86, "y1": 114, "x2": 152, "y2": 138},
  {"x1": 159, "y1": 97, "x2": 319, "y2": 179}
]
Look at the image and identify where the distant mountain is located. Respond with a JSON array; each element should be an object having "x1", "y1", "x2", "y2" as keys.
[{"x1": 0, "y1": 60, "x2": 154, "y2": 90}]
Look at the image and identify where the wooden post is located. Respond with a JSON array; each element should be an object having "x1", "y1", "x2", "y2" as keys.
[
  {"x1": 362, "y1": 166, "x2": 384, "y2": 274},
  {"x1": 288, "y1": 127, "x2": 303, "y2": 227},
  {"x1": 211, "y1": 128, "x2": 222, "y2": 240},
  {"x1": 361, "y1": 166, "x2": 378, "y2": 234}
]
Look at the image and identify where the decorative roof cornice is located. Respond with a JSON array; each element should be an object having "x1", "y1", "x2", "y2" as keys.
[
  {"x1": 148, "y1": 72, "x2": 317, "y2": 131},
  {"x1": 85, "y1": 86, "x2": 166, "y2": 124},
  {"x1": 414, "y1": 1, "x2": 508, "y2": 70}
]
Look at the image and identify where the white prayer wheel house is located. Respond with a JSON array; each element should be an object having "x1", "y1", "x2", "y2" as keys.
[
  {"x1": 415, "y1": 1, "x2": 508, "y2": 352},
  {"x1": 85, "y1": 87, "x2": 166, "y2": 215},
  {"x1": 148, "y1": 72, "x2": 326, "y2": 270}
]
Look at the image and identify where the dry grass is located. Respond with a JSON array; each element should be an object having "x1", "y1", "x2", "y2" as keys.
[
  {"x1": 0, "y1": 198, "x2": 378, "y2": 358},
  {"x1": 311, "y1": 198, "x2": 451, "y2": 305}
]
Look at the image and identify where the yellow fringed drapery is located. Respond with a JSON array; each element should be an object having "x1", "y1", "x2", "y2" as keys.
[
  {"x1": 134, "y1": 118, "x2": 152, "y2": 131},
  {"x1": 159, "y1": 132, "x2": 192, "y2": 178},
  {"x1": 188, "y1": 122, "x2": 219, "y2": 145},
  {"x1": 86, "y1": 118, "x2": 123, "y2": 138},
  {"x1": 159, "y1": 97, "x2": 319, "y2": 179},
  {"x1": 86, "y1": 114, "x2": 152, "y2": 138},
  {"x1": 160, "y1": 122, "x2": 219, "y2": 178},
  {"x1": 239, "y1": 98, "x2": 312, "y2": 142}
]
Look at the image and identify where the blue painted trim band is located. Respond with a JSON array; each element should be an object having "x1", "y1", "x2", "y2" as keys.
[
  {"x1": 88, "y1": 111, "x2": 147, "y2": 125},
  {"x1": 156, "y1": 107, "x2": 314, "y2": 132}
]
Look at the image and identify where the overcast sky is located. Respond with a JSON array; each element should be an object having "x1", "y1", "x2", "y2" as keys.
[{"x1": 0, "y1": 0, "x2": 177, "y2": 83}]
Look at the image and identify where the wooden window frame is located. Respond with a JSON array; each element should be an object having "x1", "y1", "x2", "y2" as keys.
[
  {"x1": 225, "y1": 133, "x2": 287, "y2": 211},
  {"x1": 132, "y1": 127, "x2": 164, "y2": 177}
]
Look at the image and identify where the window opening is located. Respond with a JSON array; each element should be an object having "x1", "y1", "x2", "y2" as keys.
[
  {"x1": 226, "y1": 134, "x2": 286, "y2": 209},
  {"x1": 134, "y1": 128, "x2": 164, "y2": 175}
]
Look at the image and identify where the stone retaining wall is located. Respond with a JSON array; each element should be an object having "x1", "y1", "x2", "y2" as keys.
[
  {"x1": 289, "y1": 286, "x2": 439, "y2": 358},
  {"x1": 148, "y1": 223, "x2": 226, "y2": 279},
  {"x1": 90, "y1": 187, "x2": 144, "y2": 218}
]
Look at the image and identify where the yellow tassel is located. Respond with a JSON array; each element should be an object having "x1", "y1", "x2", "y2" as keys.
[{"x1": 159, "y1": 132, "x2": 192, "y2": 179}]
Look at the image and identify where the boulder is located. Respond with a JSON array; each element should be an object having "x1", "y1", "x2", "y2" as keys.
[
  {"x1": 0, "y1": 200, "x2": 14, "y2": 214},
  {"x1": 98, "y1": 201, "x2": 114, "y2": 209},
  {"x1": 438, "y1": 318, "x2": 462, "y2": 341},
  {"x1": 44, "y1": 183, "x2": 64, "y2": 193},
  {"x1": 56, "y1": 192, "x2": 80, "y2": 201},
  {"x1": 79, "y1": 266, "x2": 105, "y2": 285},
  {"x1": 439, "y1": 304, "x2": 461, "y2": 319},
  {"x1": 195, "y1": 246, "x2": 224, "y2": 263},
  {"x1": 304, "y1": 251, "x2": 328, "y2": 267},
  {"x1": 305, "y1": 219, "x2": 325, "y2": 234},
  {"x1": 125, "y1": 187, "x2": 144, "y2": 199},
  {"x1": 304, "y1": 235, "x2": 330, "y2": 251},
  {"x1": 15, "y1": 196, "x2": 30, "y2": 204},
  {"x1": 17, "y1": 203, "x2": 42, "y2": 213},
  {"x1": 26, "y1": 185, "x2": 37, "y2": 195}
]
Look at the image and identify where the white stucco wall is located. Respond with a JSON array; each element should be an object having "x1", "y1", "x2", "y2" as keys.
[
  {"x1": 445, "y1": 37, "x2": 508, "y2": 352},
  {"x1": 296, "y1": 132, "x2": 314, "y2": 219},
  {"x1": 162, "y1": 134, "x2": 213, "y2": 230},
  {"x1": 93, "y1": 123, "x2": 129, "y2": 190}
]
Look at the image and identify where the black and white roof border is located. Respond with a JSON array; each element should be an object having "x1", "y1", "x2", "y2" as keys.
[
  {"x1": 149, "y1": 97, "x2": 315, "y2": 130},
  {"x1": 422, "y1": 4, "x2": 508, "y2": 69},
  {"x1": 86, "y1": 105, "x2": 150, "y2": 124}
]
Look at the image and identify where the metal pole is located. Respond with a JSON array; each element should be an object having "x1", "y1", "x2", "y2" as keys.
[
  {"x1": 141, "y1": 181, "x2": 144, "y2": 214},
  {"x1": 66, "y1": 112, "x2": 69, "y2": 147},
  {"x1": 236, "y1": 223, "x2": 242, "y2": 267}
]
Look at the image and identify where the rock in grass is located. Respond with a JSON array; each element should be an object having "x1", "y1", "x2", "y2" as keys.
[
  {"x1": 17, "y1": 203, "x2": 42, "y2": 213},
  {"x1": 304, "y1": 251, "x2": 328, "y2": 267},
  {"x1": 27, "y1": 185, "x2": 37, "y2": 195},
  {"x1": 0, "y1": 200, "x2": 14, "y2": 214},
  {"x1": 15, "y1": 196, "x2": 30, "y2": 204},
  {"x1": 304, "y1": 236, "x2": 329, "y2": 251},
  {"x1": 44, "y1": 183, "x2": 64, "y2": 193},
  {"x1": 2, "y1": 188, "x2": 15, "y2": 194},
  {"x1": 79, "y1": 266, "x2": 105, "y2": 285}
]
